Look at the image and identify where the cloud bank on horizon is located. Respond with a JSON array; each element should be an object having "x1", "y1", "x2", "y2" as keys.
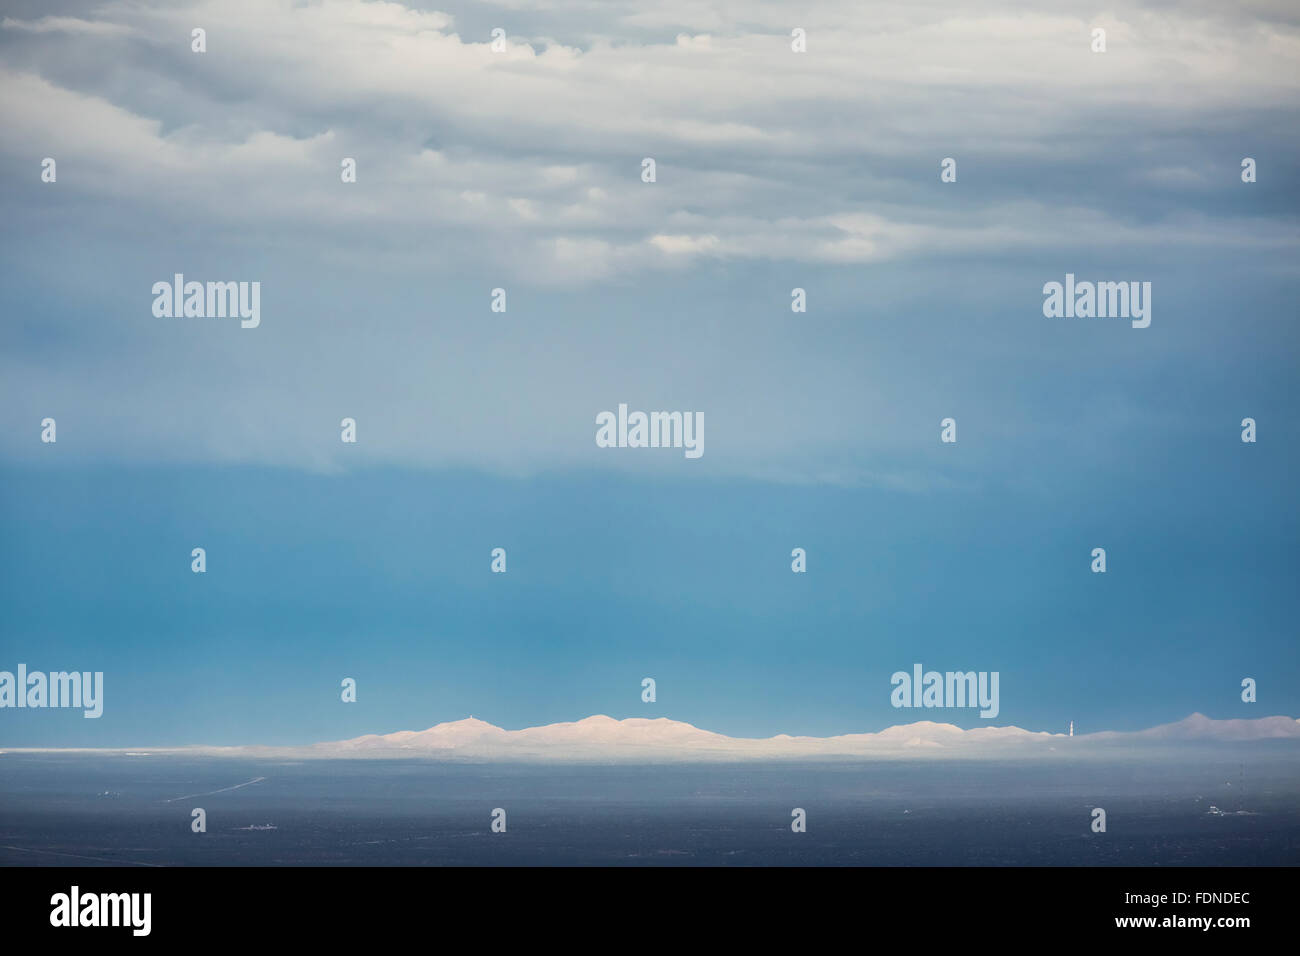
[{"x1": 8, "y1": 712, "x2": 1300, "y2": 761}]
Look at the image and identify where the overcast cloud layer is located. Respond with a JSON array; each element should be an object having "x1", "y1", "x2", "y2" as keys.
[{"x1": 1, "y1": 0, "x2": 1297, "y2": 481}]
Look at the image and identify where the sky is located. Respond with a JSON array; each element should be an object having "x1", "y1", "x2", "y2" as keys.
[{"x1": 0, "y1": 0, "x2": 1297, "y2": 746}]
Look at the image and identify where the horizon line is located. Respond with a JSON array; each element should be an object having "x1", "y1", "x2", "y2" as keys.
[{"x1": 4, "y1": 711, "x2": 1299, "y2": 755}]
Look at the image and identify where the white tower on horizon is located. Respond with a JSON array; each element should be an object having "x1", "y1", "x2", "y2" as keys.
[{"x1": 1069, "y1": 720, "x2": 1074, "y2": 737}]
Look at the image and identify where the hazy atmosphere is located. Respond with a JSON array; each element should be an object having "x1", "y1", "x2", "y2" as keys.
[{"x1": 1, "y1": 0, "x2": 1297, "y2": 750}]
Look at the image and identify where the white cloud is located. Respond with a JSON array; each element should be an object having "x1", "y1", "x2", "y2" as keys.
[
  {"x1": 1, "y1": 15, "x2": 135, "y2": 36},
  {"x1": 0, "y1": 0, "x2": 1295, "y2": 481},
  {"x1": 0, "y1": 0, "x2": 1294, "y2": 285}
]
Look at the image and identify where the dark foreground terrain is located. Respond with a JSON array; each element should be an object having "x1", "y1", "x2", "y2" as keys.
[{"x1": 1, "y1": 748, "x2": 1297, "y2": 865}]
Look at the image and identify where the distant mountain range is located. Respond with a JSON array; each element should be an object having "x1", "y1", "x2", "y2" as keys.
[{"x1": 6, "y1": 713, "x2": 1297, "y2": 760}]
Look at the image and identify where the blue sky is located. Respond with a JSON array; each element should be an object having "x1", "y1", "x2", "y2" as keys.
[{"x1": 1, "y1": 0, "x2": 1297, "y2": 745}]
